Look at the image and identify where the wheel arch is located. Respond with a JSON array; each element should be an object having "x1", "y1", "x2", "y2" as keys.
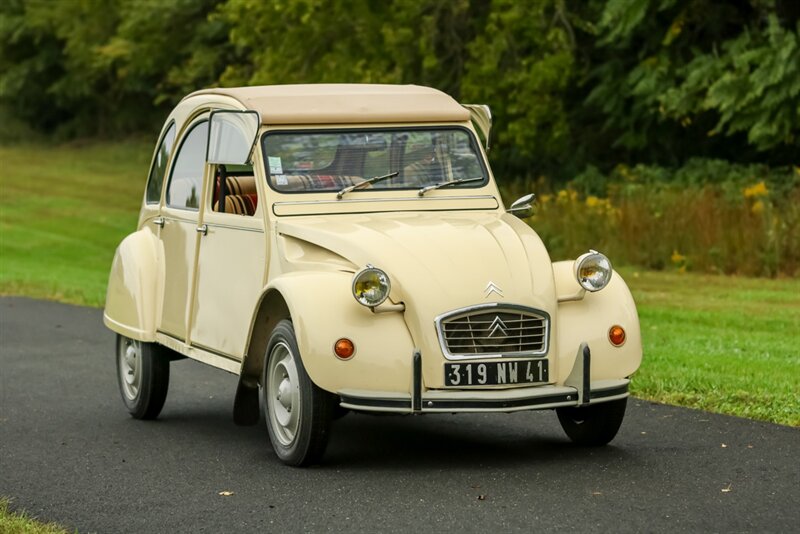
[
  {"x1": 233, "y1": 271, "x2": 415, "y2": 425},
  {"x1": 241, "y1": 287, "x2": 292, "y2": 387},
  {"x1": 233, "y1": 285, "x2": 291, "y2": 425}
]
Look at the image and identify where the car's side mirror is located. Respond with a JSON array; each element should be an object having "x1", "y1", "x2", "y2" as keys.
[
  {"x1": 508, "y1": 193, "x2": 535, "y2": 218},
  {"x1": 206, "y1": 110, "x2": 260, "y2": 165}
]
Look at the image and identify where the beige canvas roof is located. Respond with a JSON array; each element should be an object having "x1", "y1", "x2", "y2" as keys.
[{"x1": 186, "y1": 84, "x2": 470, "y2": 125}]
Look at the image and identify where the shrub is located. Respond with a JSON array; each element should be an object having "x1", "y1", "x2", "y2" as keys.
[{"x1": 504, "y1": 160, "x2": 800, "y2": 277}]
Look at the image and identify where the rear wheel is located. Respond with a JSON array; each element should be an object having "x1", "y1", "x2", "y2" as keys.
[
  {"x1": 556, "y1": 398, "x2": 627, "y2": 446},
  {"x1": 116, "y1": 335, "x2": 170, "y2": 419},
  {"x1": 262, "y1": 320, "x2": 335, "y2": 466}
]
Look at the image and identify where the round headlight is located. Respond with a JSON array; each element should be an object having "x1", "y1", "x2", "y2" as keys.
[
  {"x1": 352, "y1": 265, "x2": 391, "y2": 307},
  {"x1": 574, "y1": 250, "x2": 613, "y2": 292}
]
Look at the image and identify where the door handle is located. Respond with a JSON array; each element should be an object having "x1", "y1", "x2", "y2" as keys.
[
  {"x1": 153, "y1": 217, "x2": 165, "y2": 228},
  {"x1": 196, "y1": 224, "x2": 208, "y2": 236}
]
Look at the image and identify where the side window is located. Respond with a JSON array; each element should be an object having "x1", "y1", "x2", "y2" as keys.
[
  {"x1": 212, "y1": 164, "x2": 258, "y2": 217},
  {"x1": 145, "y1": 123, "x2": 176, "y2": 204},
  {"x1": 166, "y1": 120, "x2": 209, "y2": 210}
]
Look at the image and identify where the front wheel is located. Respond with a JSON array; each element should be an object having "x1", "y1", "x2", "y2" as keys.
[
  {"x1": 556, "y1": 398, "x2": 627, "y2": 446},
  {"x1": 115, "y1": 335, "x2": 170, "y2": 419},
  {"x1": 262, "y1": 320, "x2": 335, "y2": 466}
]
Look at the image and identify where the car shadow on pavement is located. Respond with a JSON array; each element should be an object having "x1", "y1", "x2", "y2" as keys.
[
  {"x1": 140, "y1": 404, "x2": 633, "y2": 470},
  {"x1": 321, "y1": 411, "x2": 633, "y2": 470}
]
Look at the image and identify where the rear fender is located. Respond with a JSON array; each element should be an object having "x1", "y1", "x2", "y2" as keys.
[{"x1": 103, "y1": 228, "x2": 162, "y2": 341}]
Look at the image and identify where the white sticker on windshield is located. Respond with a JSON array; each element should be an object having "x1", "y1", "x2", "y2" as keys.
[
  {"x1": 276, "y1": 175, "x2": 288, "y2": 186},
  {"x1": 268, "y1": 156, "x2": 283, "y2": 175}
]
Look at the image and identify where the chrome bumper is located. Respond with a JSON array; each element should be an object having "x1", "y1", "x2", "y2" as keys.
[
  {"x1": 339, "y1": 379, "x2": 629, "y2": 413},
  {"x1": 338, "y1": 343, "x2": 630, "y2": 414}
]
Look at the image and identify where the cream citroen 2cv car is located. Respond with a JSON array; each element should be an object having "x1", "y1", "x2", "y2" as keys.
[{"x1": 104, "y1": 84, "x2": 641, "y2": 466}]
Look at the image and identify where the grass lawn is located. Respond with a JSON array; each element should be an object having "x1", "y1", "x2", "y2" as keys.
[
  {"x1": 1, "y1": 141, "x2": 149, "y2": 306},
  {"x1": 621, "y1": 268, "x2": 799, "y2": 427},
  {"x1": 1, "y1": 141, "x2": 798, "y2": 426},
  {"x1": 0, "y1": 498, "x2": 71, "y2": 534}
]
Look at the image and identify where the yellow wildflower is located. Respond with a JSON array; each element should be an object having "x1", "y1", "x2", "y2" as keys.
[
  {"x1": 743, "y1": 181, "x2": 768, "y2": 198},
  {"x1": 671, "y1": 250, "x2": 686, "y2": 265},
  {"x1": 585, "y1": 195, "x2": 600, "y2": 208},
  {"x1": 751, "y1": 200, "x2": 764, "y2": 215},
  {"x1": 668, "y1": 19, "x2": 683, "y2": 38}
]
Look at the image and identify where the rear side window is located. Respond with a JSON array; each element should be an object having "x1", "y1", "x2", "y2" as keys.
[
  {"x1": 167, "y1": 121, "x2": 208, "y2": 210},
  {"x1": 145, "y1": 123, "x2": 176, "y2": 204}
]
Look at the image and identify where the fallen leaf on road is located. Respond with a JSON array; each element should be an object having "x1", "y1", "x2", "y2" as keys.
[
  {"x1": 219, "y1": 491, "x2": 234, "y2": 496},
  {"x1": 721, "y1": 443, "x2": 727, "y2": 448}
]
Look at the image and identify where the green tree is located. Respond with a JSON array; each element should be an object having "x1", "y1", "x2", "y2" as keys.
[
  {"x1": 462, "y1": 0, "x2": 576, "y2": 177},
  {"x1": 585, "y1": 0, "x2": 800, "y2": 166},
  {"x1": 0, "y1": 0, "x2": 225, "y2": 137}
]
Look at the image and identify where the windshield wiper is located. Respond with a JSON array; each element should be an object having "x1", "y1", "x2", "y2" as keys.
[
  {"x1": 337, "y1": 171, "x2": 399, "y2": 200},
  {"x1": 417, "y1": 177, "x2": 483, "y2": 197}
]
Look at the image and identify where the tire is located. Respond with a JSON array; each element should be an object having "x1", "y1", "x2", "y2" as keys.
[
  {"x1": 115, "y1": 334, "x2": 170, "y2": 419},
  {"x1": 556, "y1": 397, "x2": 627, "y2": 446},
  {"x1": 262, "y1": 320, "x2": 335, "y2": 466}
]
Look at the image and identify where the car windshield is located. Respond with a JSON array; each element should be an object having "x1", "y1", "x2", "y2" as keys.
[{"x1": 262, "y1": 127, "x2": 487, "y2": 193}]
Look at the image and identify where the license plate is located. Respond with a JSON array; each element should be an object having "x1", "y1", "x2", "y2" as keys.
[{"x1": 444, "y1": 360, "x2": 548, "y2": 387}]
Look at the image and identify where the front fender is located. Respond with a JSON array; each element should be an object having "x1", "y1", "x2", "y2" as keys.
[
  {"x1": 552, "y1": 261, "x2": 642, "y2": 383},
  {"x1": 103, "y1": 228, "x2": 162, "y2": 341},
  {"x1": 268, "y1": 271, "x2": 416, "y2": 394}
]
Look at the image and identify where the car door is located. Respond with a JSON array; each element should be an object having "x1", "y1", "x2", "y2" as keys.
[
  {"x1": 158, "y1": 118, "x2": 209, "y2": 340},
  {"x1": 189, "y1": 164, "x2": 267, "y2": 360}
]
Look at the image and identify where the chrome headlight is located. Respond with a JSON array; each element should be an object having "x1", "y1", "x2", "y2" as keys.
[
  {"x1": 352, "y1": 265, "x2": 391, "y2": 307},
  {"x1": 574, "y1": 250, "x2": 612, "y2": 292}
]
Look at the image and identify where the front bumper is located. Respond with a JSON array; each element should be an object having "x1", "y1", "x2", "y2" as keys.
[
  {"x1": 339, "y1": 378, "x2": 629, "y2": 413},
  {"x1": 338, "y1": 342, "x2": 630, "y2": 414}
]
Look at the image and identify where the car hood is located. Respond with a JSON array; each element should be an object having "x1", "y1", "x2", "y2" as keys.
[{"x1": 275, "y1": 211, "x2": 556, "y2": 313}]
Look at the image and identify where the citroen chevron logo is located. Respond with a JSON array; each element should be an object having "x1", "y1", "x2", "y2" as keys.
[
  {"x1": 488, "y1": 316, "x2": 508, "y2": 338},
  {"x1": 484, "y1": 281, "x2": 504, "y2": 298}
]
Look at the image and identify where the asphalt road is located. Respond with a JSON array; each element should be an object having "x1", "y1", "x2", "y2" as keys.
[{"x1": 1, "y1": 297, "x2": 798, "y2": 533}]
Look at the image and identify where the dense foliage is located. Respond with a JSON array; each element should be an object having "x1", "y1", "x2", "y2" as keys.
[
  {"x1": 2, "y1": 0, "x2": 797, "y2": 182},
  {"x1": 501, "y1": 161, "x2": 800, "y2": 276}
]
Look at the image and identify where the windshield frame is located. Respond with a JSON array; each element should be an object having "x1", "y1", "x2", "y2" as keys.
[{"x1": 260, "y1": 125, "x2": 490, "y2": 195}]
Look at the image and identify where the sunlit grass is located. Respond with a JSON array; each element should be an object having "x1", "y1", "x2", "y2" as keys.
[
  {"x1": 1, "y1": 141, "x2": 150, "y2": 306},
  {"x1": 0, "y1": 498, "x2": 73, "y2": 534},
  {"x1": 621, "y1": 269, "x2": 800, "y2": 426}
]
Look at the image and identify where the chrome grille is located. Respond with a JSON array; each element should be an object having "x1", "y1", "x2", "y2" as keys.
[{"x1": 436, "y1": 305, "x2": 549, "y2": 359}]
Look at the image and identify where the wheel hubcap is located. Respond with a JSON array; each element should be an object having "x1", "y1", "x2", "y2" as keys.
[
  {"x1": 118, "y1": 338, "x2": 142, "y2": 400},
  {"x1": 277, "y1": 378, "x2": 292, "y2": 411},
  {"x1": 266, "y1": 342, "x2": 301, "y2": 447}
]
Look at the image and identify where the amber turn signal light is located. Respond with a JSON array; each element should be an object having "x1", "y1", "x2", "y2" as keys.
[
  {"x1": 609, "y1": 325, "x2": 626, "y2": 346},
  {"x1": 334, "y1": 338, "x2": 355, "y2": 359}
]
